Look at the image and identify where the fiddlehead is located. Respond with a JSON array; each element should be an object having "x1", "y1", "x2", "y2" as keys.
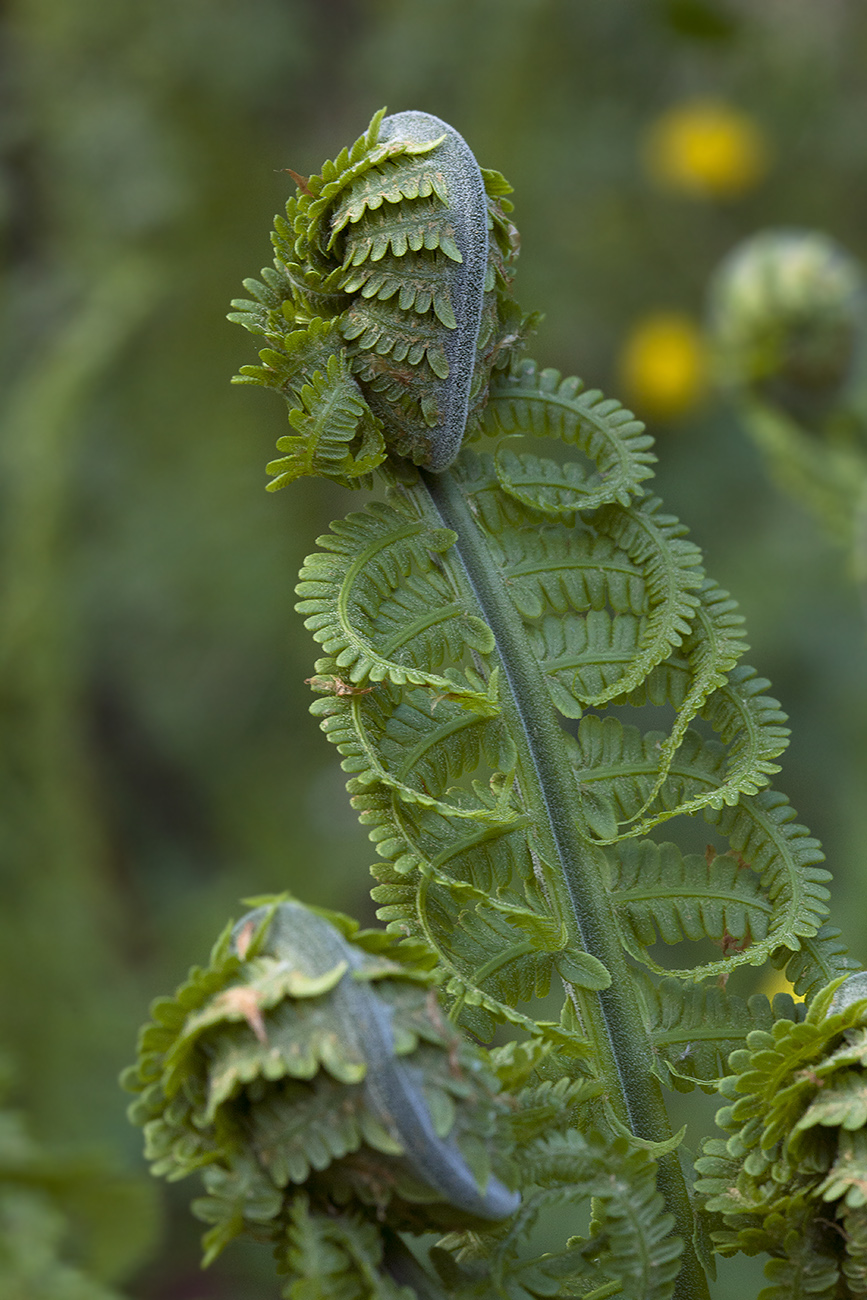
[
  {"x1": 709, "y1": 229, "x2": 867, "y2": 582},
  {"x1": 229, "y1": 109, "x2": 535, "y2": 483},
  {"x1": 124, "y1": 899, "x2": 521, "y2": 1280},
  {"x1": 695, "y1": 973, "x2": 867, "y2": 1298},
  {"x1": 129, "y1": 108, "x2": 866, "y2": 1299}
]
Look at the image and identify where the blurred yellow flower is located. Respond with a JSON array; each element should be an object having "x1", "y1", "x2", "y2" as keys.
[
  {"x1": 644, "y1": 100, "x2": 769, "y2": 198},
  {"x1": 619, "y1": 312, "x2": 709, "y2": 420},
  {"x1": 757, "y1": 964, "x2": 805, "y2": 1004}
]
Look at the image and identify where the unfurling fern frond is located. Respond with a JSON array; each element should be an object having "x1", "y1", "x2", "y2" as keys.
[
  {"x1": 124, "y1": 900, "x2": 522, "y2": 1272},
  {"x1": 127, "y1": 900, "x2": 684, "y2": 1299},
  {"x1": 153, "y1": 107, "x2": 867, "y2": 1299},
  {"x1": 695, "y1": 973, "x2": 867, "y2": 1299},
  {"x1": 231, "y1": 109, "x2": 535, "y2": 482},
  {"x1": 708, "y1": 229, "x2": 867, "y2": 584}
]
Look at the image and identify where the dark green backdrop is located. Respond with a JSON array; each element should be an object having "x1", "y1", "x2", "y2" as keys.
[{"x1": 3, "y1": 2, "x2": 866, "y2": 1294}]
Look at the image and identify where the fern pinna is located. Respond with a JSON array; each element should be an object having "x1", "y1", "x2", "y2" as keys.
[{"x1": 125, "y1": 109, "x2": 866, "y2": 1299}]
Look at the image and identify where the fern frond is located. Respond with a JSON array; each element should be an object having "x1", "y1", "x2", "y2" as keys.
[
  {"x1": 495, "y1": 1130, "x2": 683, "y2": 1300},
  {"x1": 432, "y1": 1128, "x2": 682, "y2": 1300},
  {"x1": 341, "y1": 249, "x2": 459, "y2": 329},
  {"x1": 562, "y1": 720, "x2": 830, "y2": 979},
  {"x1": 341, "y1": 291, "x2": 452, "y2": 384},
  {"x1": 224, "y1": 109, "x2": 859, "y2": 1300},
  {"x1": 774, "y1": 924, "x2": 861, "y2": 1001},
  {"x1": 311, "y1": 685, "x2": 517, "y2": 824},
  {"x1": 609, "y1": 579, "x2": 754, "y2": 813},
  {"x1": 266, "y1": 351, "x2": 387, "y2": 489},
  {"x1": 488, "y1": 359, "x2": 656, "y2": 512},
  {"x1": 609, "y1": 654, "x2": 790, "y2": 834},
  {"x1": 127, "y1": 898, "x2": 521, "y2": 1276},
  {"x1": 294, "y1": 112, "x2": 441, "y2": 264},
  {"x1": 337, "y1": 193, "x2": 461, "y2": 266},
  {"x1": 694, "y1": 974, "x2": 867, "y2": 1297},
  {"x1": 295, "y1": 499, "x2": 497, "y2": 709},
  {"x1": 842, "y1": 1207, "x2": 867, "y2": 1295},
  {"x1": 588, "y1": 499, "x2": 705, "y2": 698},
  {"x1": 282, "y1": 1193, "x2": 416, "y2": 1300},
  {"x1": 501, "y1": 519, "x2": 646, "y2": 626},
  {"x1": 509, "y1": 495, "x2": 705, "y2": 717},
  {"x1": 231, "y1": 317, "x2": 388, "y2": 489},
  {"x1": 610, "y1": 839, "x2": 771, "y2": 966},
  {"x1": 707, "y1": 791, "x2": 832, "y2": 959},
  {"x1": 328, "y1": 150, "x2": 451, "y2": 238},
  {"x1": 758, "y1": 1236, "x2": 841, "y2": 1300},
  {"x1": 640, "y1": 975, "x2": 804, "y2": 1092}
]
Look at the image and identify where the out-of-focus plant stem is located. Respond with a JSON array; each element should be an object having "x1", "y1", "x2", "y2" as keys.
[{"x1": 0, "y1": 258, "x2": 161, "y2": 1140}]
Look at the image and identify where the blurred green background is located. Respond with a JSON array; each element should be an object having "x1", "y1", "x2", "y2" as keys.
[{"x1": 3, "y1": 1, "x2": 867, "y2": 1294}]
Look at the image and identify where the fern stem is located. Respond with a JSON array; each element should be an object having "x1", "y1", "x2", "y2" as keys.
[
  {"x1": 416, "y1": 468, "x2": 711, "y2": 1300},
  {"x1": 381, "y1": 1230, "x2": 447, "y2": 1299}
]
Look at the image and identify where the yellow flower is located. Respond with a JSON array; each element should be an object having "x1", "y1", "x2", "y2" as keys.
[
  {"x1": 619, "y1": 312, "x2": 709, "y2": 420},
  {"x1": 644, "y1": 100, "x2": 769, "y2": 199},
  {"x1": 757, "y1": 964, "x2": 805, "y2": 1003}
]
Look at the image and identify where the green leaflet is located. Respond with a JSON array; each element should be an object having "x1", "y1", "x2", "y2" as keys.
[
  {"x1": 282, "y1": 1194, "x2": 416, "y2": 1300},
  {"x1": 231, "y1": 315, "x2": 387, "y2": 488},
  {"x1": 489, "y1": 360, "x2": 657, "y2": 513},
  {"x1": 266, "y1": 349, "x2": 387, "y2": 488},
  {"x1": 296, "y1": 499, "x2": 498, "y2": 712},
  {"x1": 641, "y1": 976, "x2": 805, "y2": 1092},
  {"x1": 776, "y1": 924, "x2": 860, "y2": 1001},
  {"x1": 609, "y1": 840, "x2": 773, "y2": 973},
  {"x1": 607, "y1": 578, "x2": 784, "y2": 823}
]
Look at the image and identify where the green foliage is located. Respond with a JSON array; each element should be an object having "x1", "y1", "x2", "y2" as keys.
[
  {"x1": 0, "y1": 1081, "x2": 158, "y2": 1299},
  {"x1": 709, "y1": 230, "x2": 867, "y2": 584},
  {"x1": 694, "y1": 974, "x2": 867, "y2": 1297},
  {"x1": 193, "y1": 102, "x2": 867, "y2": 1298},
  {"x1": 434, "y1": 1130, "x2": 682, "y2": 1300},
  {"x1": 128, "y1": 894, "x2": 696, "y2": 1298},
  {"x1": 281, "y1": 1195, "x2": 416, "y2": 1300},
  {"x1": 9, "y1": 6, "x2": 867, "y2": 1300}
]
